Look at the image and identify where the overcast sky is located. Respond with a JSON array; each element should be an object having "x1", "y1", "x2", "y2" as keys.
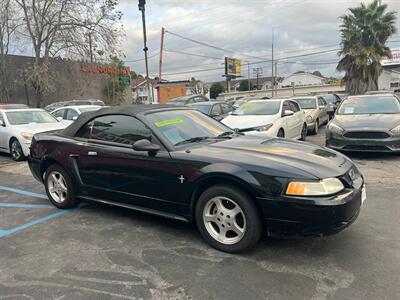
[{"x1": 117, "y1": 0, "x2": 400, "y2": 83}]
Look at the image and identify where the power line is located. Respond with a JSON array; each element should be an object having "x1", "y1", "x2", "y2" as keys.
[{"x1": 163, "y1": 49, "x2": 222, "y2": 60}]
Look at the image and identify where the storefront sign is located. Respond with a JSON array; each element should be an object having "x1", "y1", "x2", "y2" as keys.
[
  {"x1": 82, "y1": 64, "x2": 130, "y2": 75},
  {"x1": 381, "y1": 49, "x2": 400, "y2": 66}
]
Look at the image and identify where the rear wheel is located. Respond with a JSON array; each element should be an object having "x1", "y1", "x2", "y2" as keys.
[
  {"x1": 9, "y1": 138, "x2": 25, "y2": 161},
  {"x1": 44, "y1": 164, "x2": 80, "y2": 209},
  {"x1": 195, "y1": 185, "x2": 262, "y2": 253},
  {"x1": 277, "y1": 129, "x2": 285, "y2": 138},
  {"x1": 300, "y1": 124, "x2": 307, "y2": 141}
]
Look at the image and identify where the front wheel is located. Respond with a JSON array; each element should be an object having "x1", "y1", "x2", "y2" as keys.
[
  {"x1": 10, "y1": 139, "x2": 26, "y2": 161},
  {"x1": 195, "y1": 185, "x2": 262, "y2": 253},
  {"x1": 44, "y1": 164, "x2": 80, "y2": 209},
  {"x1": 312, "y1": 119, "x2": 319, "y2": 135}
]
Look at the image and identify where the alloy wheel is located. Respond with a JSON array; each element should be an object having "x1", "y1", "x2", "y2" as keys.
[
  {"x1": 47, "y1": 171, "x2": 68, "y2": 203},
  {"x1": 203, "y1": 196, "x2": 246, "y2": 245},
  {"x1": 11, "y1": 140, "x2": 22, "y2": 160},
  {"x1": 314, "y1": 121, "x2": 319, "y2": 134}
]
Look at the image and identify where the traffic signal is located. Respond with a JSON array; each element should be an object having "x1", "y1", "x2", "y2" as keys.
[{"x1": 138, "y1": 0, "x2": 146, "y2": 11}]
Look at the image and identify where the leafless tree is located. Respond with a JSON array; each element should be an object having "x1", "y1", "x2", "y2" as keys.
[
  {"x1": 15, "y1": 0, "x2": 122, "y2": 107},
  {"x1": 0, "y1": 0, "x2": 20, "y2": 103}
]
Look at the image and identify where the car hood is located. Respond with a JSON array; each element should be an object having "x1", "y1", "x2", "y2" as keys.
[
  {"x1": 334, "y1": 114, "x2": 400, "y2": 130},
  {"x1": 13, "y1": 122, "x2": 67, "y2": 134},
  {"x1": 222, "y1": 115, "x2": 279, "y2": 130},
  {"x1": 180, "y1": 136, "x2": 352, "y2": 179}
]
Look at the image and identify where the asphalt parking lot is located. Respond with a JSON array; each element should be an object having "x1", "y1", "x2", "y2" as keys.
[{"x1": 0, "y1": 127, "x2": 399, "y2": 300}]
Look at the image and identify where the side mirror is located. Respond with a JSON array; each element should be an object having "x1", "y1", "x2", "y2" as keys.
[
  {"x1": 319, "y1": 105, "x2": 326, "y2": 109},
  {"x1": 56, "y1": 116, "x2": 63, "y2": 122},
  {"x1": 132, "y1": 139, "x2": 160, "y2": 152},
  {"x1": 0, "y1": 120, "x2": 5, "y2": 127},
  {"x1": 72, "y1": 116, "x2": 78, "y2": 121},
  {"x1": 283, "y1": 110, "x2": 294, "y2": 117}
]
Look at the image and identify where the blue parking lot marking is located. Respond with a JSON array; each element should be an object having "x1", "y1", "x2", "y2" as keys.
[
  {"x1": 0, "y1": 209, "x2": 74, "y2": 238},
  {"x1": 0, "y1": 203, "x2": 54, "y2": 209},
  {"x1": 0, "y1": 185, "x2": 47, "y2": 199},
  {"x1": 0, "y1": 185, "x2": 81, "y2": 238}
]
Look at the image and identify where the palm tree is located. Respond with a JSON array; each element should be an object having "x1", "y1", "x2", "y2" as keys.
[{"x1": 337, "y1": 0, "x2": 397, "y2": 95}]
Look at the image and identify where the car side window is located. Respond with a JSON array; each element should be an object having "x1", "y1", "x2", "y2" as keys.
[
  {"x1": 220, "y1": 103, "x2": 232, "y2": 114},
  {"x1": 66, "y1": 109, "x2": 79, "y2": 120},
  {"x1": 318, "y1": 98, "x2": 325, "y2": 107},
  {"x1": 53, "y1": 109, "x2": 65, "y2": 119},
  {"x1": 79, "y1": 115, "x2": 152, "y2": 146},
  {"x1": 282, "y1": 101, "x2": 291, "y2": 113},
  {"x1": 289, "y1": 101, "x2": 300, "y2": 112},
  {"x1": 211, "y1": 104, "x2": 222, "y2": 115}
]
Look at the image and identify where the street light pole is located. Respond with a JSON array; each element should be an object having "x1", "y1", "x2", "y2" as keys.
[
  {"x1": 271, "y1": 27, "x2": 275, "y2": 97},
  {"x1": 139, "y1": 0, "x2": 152, "y2": 104}
]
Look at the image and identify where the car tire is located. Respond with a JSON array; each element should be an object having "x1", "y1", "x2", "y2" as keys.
[
  {"x1": 277, "y1": 128, "x2": 285, "y2": 138},
  {"x1": 300, "y1": 124, "x2": 307, "y2": 141},
  {"x1": 312, "y1": 119, "x2": 319, "y2": 135},
  {"x1": 44, "y1": 164, "x2": 80, "y2": 209},
  {"x1": 9, "y1": 138, "x2": 26, "y2": 161},
  {"x1": 195, "y1": 184, "x2": 263, "y2": 253}
]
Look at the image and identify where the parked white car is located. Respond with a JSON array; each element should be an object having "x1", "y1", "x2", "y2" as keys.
[
  {"x1": 0, "y1": 106, "x2": 67, "y2": 161},
  {"x1": 221, "y1": 99, "x2": 307, "y2": 140},
  {"x1": 291, "y1": 96, "x2": 329, "y2": 134},
  {"x1": 50, "y1": 105, "x2": 102, "y2": 125}
]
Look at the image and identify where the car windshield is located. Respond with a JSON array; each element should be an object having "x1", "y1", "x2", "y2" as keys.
[
  {"x1": 337, "y1": 96, "x2": 400, "y2": 115},
  {"x1": 232, "y1": 101, "x2": 280, "y2": 115},
  {"x1": 78, "y1": 107, "x2": 102, "y2": 113},
  {"x1": 294, "y1": 98, "x2": 317, "y2": 109},
  {"x1": 190, "y1": 105, "x2": 210, "y2": 114},
  {"x1": 6, "y1": 110, "x2": 58, "y2": 125},
  {"x1": 146, "y1": 110, "x2": 232, "y2": 146}
]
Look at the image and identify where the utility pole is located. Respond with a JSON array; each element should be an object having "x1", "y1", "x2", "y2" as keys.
[
  {"x1": 139, "y1": 0, "x2": 152, "y2": 104},
  {"x1": 253, "y1": 67, "x2": 262, "y2": 90},
  {"x1": 247, "y1": 62, "x2": 251, "y2": 91},
  {"x1": 159, "y1": 27, "x2": 165, "y2": 81},
  {"x1": 274, "y1": 62, "x2": 278, "y2": 96},
  {"x1": 271, "y1": 27, "x2": 275, "y2": 97},
  {"x1": 88, "y1": 32, "x2": 93, "y2": 63}
]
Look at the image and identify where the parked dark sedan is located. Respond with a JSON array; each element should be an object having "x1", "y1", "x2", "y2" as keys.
[
  {"x1": 326, "y1": 94, "x2": 400, "y2": 152},
  {"x1": 188, "y1": 101, "x2": 233, "y2": 120},
  {"x1": 28, "y1": 105, "x2": 364, "y2": 252}
]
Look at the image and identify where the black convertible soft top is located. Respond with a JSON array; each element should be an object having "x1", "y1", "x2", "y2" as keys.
[{"x1": 62, "y1": 104, "x2": 187, "y2": 137}]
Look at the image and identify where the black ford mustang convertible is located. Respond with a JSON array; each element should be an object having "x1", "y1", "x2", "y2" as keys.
[{"x1": 28, "y1": 105, "x2": 365, "y2": 252}]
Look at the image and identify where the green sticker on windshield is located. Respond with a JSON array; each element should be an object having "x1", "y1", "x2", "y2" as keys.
[{"x1": 155, "y1": 117, "x2": 184, "y2": 127}]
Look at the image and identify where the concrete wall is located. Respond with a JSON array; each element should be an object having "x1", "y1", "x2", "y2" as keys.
[{"x1": 2, "y1": 54, "x2": 118, "y2": 107}]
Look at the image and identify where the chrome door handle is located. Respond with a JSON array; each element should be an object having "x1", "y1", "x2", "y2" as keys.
[{"x1": 88, "y1": 151, "x2": 97, "y2": 156}]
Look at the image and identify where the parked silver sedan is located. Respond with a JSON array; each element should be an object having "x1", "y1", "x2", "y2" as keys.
[{"x1": 292, "y1": 96, "x2": 329, "y2": 134}]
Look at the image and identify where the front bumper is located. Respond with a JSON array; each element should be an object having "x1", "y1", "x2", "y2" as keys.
[
  {"x1": 27, "y1": 156, "x2": 43, "y2": 183},
  {"x1": 20, "y1": 141, "x2": 31, "y2": 156},
  {"x1": 258, "y1": 182, "x2": 363, "y2": 237},
  {"x1": 326, "y1": 132, "x2": 400, "y2": 152},
  {"x1": 306, "y1": 121, "x2": 316, "y2": 130}
]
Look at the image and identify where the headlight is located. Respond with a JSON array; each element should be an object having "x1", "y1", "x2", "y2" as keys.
[
  {"x1": 327, "y1": 122, "x2": 344, "y2": 135},
  {"x1": 286, "y1": 178, "x2": 344, "y2": 196},
  {"x1": 254, "y1": 123, "x2": 273, "y2": 132},
  {"x1": 390, "y1": 124, "x2": 400, "y2": 136},
  {"x1": 306, "y1": 115, "x2": 313, "y2": 123},
  {"x1": 21, "y1": 132, "x2": 34, "y2": 140}
]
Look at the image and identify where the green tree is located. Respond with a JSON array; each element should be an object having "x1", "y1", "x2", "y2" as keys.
[
  {"x1": 238, "y1": 80, "x2": 250, "y2": 91},
  {"x1": 337, "y1": 0, "x2": 396, "y2": 95},
  {"x1": 209, "y1": 82, "x2": 224, "y2": 99},
  {"x1": 106, "y1": 56, "x2": 131, "y2": 105}
]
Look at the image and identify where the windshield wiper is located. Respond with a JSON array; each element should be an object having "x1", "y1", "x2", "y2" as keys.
[
  {"x1": 174, "y1": 136, "x2": 211, "y2": 146},
  {"x1": 217, "y1": 131, "x2": 236, "y2": 137}
]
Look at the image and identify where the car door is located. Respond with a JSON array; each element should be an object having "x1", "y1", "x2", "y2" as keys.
[
  {"x1": 281, "y1": 101, "x2": 297, "y2": 138},
  {"x1": 73, "y1": 114, "x2": 184, "y2": 214},
  {"x1": 0, "y1": 112, "x2": 7, "y2": 151},
  {"x1": 318, "y1": 97, "x2": 329, "y2": 124},
  {"x1": 289, "y1": 101, "x2": 304, "y2": 138}
]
